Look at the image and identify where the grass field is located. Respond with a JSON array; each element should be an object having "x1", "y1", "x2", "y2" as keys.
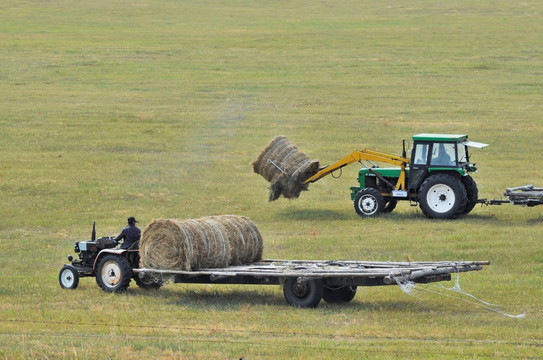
[{"x1": 1, "y1": 0, "x2": 542, "y2": 358}]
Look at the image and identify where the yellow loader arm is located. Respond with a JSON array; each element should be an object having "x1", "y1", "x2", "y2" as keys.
[{"x1": 304, "y1": 149, "x2": 410, "y2": 190}]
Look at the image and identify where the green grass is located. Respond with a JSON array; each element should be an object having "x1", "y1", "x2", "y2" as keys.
[{"x1": 1, "y1": 0, "x2": 542, "y2": 358}]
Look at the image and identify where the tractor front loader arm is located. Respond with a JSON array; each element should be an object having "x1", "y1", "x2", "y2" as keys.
[{"x1": 304, "y1": 150, "x2": 409, "y2": 190}]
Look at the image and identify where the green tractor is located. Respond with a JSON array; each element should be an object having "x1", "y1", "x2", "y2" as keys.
[{"x1": 304, "y1": 134, "x2": 488, "y2": 219}]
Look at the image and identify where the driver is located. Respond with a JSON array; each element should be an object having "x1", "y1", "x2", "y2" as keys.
[
  {"x1": 433, "y1": 143, "x2": 452, "y2": 165},
  {"x1": 115, "y1": 216, "x2": 141, "y2": 250}
]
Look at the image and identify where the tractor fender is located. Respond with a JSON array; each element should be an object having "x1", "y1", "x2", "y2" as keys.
[
  {"x1": 418, "y1": 169, "x2": 463, "y2": 192},
  {"x1": 427, "y1": 168, "x2": 466, "y2": 178},
  {"x1": 92, "y1": 249, "x2": 130, "y2": 272}
]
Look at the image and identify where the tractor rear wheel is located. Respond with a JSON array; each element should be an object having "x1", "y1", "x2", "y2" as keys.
[
  {"x1": 354, "y1": 188, "x2": 385, "y2": 217},
  {"x1": 462, "y1": 175, "x2": 478, "y2": 214},
  {"x1": 96, "y1": 255, "x2": 132, "y2": 293},
  {"x1": 419, "y1": 174, "x2": 468, "y2": 219},
  {"x1": 59, "y1": 265, "x2": 79, "y2": 290}
]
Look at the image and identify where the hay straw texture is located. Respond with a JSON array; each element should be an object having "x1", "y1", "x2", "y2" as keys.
[
  {"x1": 252, "y1": 136, "x2": 320, "y2": 201},
  {"x1": 139, "y1": 215, "x2": 263, "y2": 271}
]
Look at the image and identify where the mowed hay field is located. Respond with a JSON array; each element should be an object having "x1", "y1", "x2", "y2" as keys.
[{"x1": 1, "y1": 0, "x2": 542, "y2": 358}]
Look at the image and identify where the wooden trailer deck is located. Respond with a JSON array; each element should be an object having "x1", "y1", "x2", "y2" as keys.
[{"x1": 134, "y1": 260, "x2": 489, "y2": 307}]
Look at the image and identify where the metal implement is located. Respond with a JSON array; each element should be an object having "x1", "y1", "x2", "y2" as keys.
[
  {"x1": 304, "y1": 149, "x2": 410, "y2": 190},
  {"x1": 480, "y1": 185, "x2": 543, "y2": 207}
]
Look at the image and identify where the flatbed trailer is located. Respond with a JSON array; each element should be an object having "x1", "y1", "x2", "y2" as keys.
[{"x1": 134, "y1": 259, "x2": 489, "y2": 308}]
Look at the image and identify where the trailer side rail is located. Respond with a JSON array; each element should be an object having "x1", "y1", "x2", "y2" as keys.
[{"x1": 135, "y1": 260, "x2": 488, "y2": 282}]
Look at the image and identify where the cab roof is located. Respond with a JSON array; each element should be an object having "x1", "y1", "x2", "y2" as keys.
[
  {"x1": 412, "y1": 133, "x2": 468, "y2": 142},
  {"x1": 412, "y1": 133, "x2": 488, "y2": 148}
]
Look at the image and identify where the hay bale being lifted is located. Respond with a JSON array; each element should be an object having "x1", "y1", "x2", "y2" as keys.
[
  {"x1": 252, "y1": 136, "x2": 320, "y2": 201},
  {"x1": 139, "y1": 215, "x2": 263, "y2": 271}
]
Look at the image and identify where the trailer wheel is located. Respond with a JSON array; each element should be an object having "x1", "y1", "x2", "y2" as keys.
[
  {"x1": 283, "y1": 278, "x2": 323, "y2": 308},
  {"x1": 59, "y1": 265, "x2": 79, "y2": 290},
  {"x1": 96, "y1": 255, "x2": 132, "y2": 293},
  {"x1": 322, "y1": 286, "x2": 357, "y2": 303},
  {"x1": 354, "y1": 188, "x2": 385, "y2": 217},
  {"x1": 134, "y1": 274, "x2": 163, "y2": 290},
  {"x1": 461, "y1": 175, "x2": 478, "y2": 214},
  {"x1": 419, "y1": 174, "x2": 467, "y2": 219}
]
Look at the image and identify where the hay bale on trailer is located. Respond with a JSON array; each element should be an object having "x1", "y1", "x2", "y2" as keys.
[
  {"x1": 139, "y1": 215, "x2": 263, "y2": 271},
  {"x1": 252, "y1": 136, "x2": 320, "y2": 201}
]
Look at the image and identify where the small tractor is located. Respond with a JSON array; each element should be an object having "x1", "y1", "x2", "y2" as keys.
[
  {"x1": 304, "y1": 133, "x2": 489, "y2": 219},
  {"x1": 58, "y1": 222, "x2": 162, "y2": 292}
]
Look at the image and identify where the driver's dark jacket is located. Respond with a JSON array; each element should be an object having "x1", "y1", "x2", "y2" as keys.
[{"x1": 115, "y1": 224, "x2": 141, "y2": 249}]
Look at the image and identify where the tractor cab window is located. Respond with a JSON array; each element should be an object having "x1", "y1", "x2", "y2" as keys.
[
  {"x1": 413, "y1": 143, "x2": 429, "y2": 165},
  {"x1": 431, "y1": 142, "x2": 456, "y2": 166},
  {"x1": 457, "y1": 144, "x2": 468, "y2": 164}
]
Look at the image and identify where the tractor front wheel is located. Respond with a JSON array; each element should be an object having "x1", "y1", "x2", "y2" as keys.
[
  {"x1": 354, "y1": 188, "x2": 385, "y2": 217},
  {"x1": 96, "y1": 255, "x2": 132, "y2": 293},
  {"x1": 419, "y1": 174, "x2": 467, "y2": 219},
  {"x1": 383, "y1": 199, "x2": 398, "y2": 213},
  {"x1": 59, "y1": 265, "x2": 79, "y2": 290}
]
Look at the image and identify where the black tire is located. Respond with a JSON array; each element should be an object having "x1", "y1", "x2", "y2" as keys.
[
  {"x1": 322, "y1": 286, "x2": 357, "y2": 304},
  {"x1": 418, "y1": 174, "x2": 468, "y2": 219},
  {"x1": 383, "y1": 199, "x2": 398, "y2": 213},
  {"x1": 462, "y1": 175, "x2": 478, "y2": 214},
  {"x1": 283, "y1": 278, "x2": 323, "y2": 308},
  {"x1": 134, "y1": 273, "x2": 163, "y2": 290},
  {"x1": 59, "y1": 265, "x2": 79, "y2": 290},
  {"x1": 95, "y1": 255, "x2": 132, "y2": 293},
  {"x1": 354, "y1": 188, "x2": 385, "y2": 217}
]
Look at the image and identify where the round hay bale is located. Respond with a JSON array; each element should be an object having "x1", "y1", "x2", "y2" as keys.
[
  {"x1": 252, "y1": 136, "x2": 320, "y2": 201},
  {"x1": 252, "y1": 136, "x2": 291, "y2": 181},
  {"x1": 216, "y1": 215, "x2": 263, "y2": 265},
  {"x1": 139, "y1": 215, "x2": 263, "y2": 271}
]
